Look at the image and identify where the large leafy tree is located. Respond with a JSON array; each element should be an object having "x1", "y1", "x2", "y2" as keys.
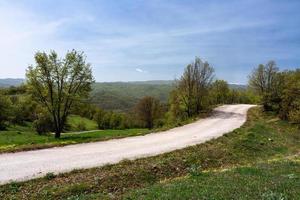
[
  {"x1": 26, "y1": 50, "x2": 94, "y2": 138},
  {"x1": 248, "y1": 61, "x2": 282, "y2": 111},
  {"x1": 175, "y1": 57, "x2": 214, "y2": 117},
  {"x1": 194, "y1": 58, "x2": 214, "y2": 113}
]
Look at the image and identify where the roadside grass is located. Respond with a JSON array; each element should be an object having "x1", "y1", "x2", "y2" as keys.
[
  {"x1": 0, "y1": 129, "x2": 148, "y2": 153},
  {"x1": 124, "y1": 158, "x2": 300, "y2": 200},
  {"x1": 0, "y1": 107, "x2": 299, "y2": 199}
]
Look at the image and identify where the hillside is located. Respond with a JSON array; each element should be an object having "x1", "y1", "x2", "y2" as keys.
[
  {"x1": 0, "y1": 78, "x2": 247, "y2": 112},
  {"x1": 90, "y1": 81, "x2": 174, "y2": 111},
  {"x1": 90, "y1": 81, "x2": 247, "y2": 111},
  {"x1": 0, "y1": 78, "x2": 24, "y2": 87}
]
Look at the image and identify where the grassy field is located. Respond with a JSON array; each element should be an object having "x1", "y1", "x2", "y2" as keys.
[
  {"x1": 67, "y1": 115, "x2": 98, "y2": 131},
  {"x1": 0, "y1": 114, "x2": 147, "y2": 153},
  {"x1": 0, "y1": 128, "x2": 147, "y2": 153},
  {"x1": 0, "y1": 107, "x2": 299, "y2": 199},
  {"x1": 125, "y1": 158, "x2": 300, "y2": 200}
]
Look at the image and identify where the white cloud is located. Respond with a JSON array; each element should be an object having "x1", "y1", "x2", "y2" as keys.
[{"x1": 135, "y1": 68, "x2": 147, "y2": 73}]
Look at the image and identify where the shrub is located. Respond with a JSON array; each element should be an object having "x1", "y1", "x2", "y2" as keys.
[
  {"x1": 0, "y1": 93, "x2": 12, "y2": 130},
  {"x1": 288, "y1": 109, "x2": 300, "y2": 124},
  {"x1": 76, "y1": 121, "x2": 87, "y2": 131},
  {"x1": 11, "y1": 95, "x2": 38, "y2": 125},
  {"x1": 45, "y1": 172, "x2": 56, "y2": 180},
  {"x1": 33, "y1": 113, "x2": 53, "y2": 135}
]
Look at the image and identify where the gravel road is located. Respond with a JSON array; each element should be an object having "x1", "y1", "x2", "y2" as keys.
[{"x1": 0, "y1": 104, "x2": 255, "y2": 185}]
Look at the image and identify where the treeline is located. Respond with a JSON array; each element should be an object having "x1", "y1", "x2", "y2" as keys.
[
  {"x1": 0, "y1": 51, "x2": 259, "y2": 137},
  {"x1": 167, "y1": 57, "x2": 258, "y2": 125},
  {"x1": 249, "y1": 61, "x2": 300, "y2": 124}
]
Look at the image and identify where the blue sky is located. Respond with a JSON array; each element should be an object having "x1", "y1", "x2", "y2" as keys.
[{"x1": 0, "y1": 0, "x2": 299, "y2": 84}]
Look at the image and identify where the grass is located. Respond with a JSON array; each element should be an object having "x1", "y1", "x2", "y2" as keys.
[
  {"x1": 0, "y1": 128, "x2": 148, "y2": 153},
  {"x1": 67, "y1": 115, "x2": 98, "y2": 131},
  {"x1": 0, "y1": 107, "x2": 299, "y2": 199},
  {"x1": 124, "y1": 158, "x2": 300, "y2": 200}
]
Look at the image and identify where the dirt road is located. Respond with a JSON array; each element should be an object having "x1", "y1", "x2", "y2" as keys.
[{"x1": 0, "y1": 104, "x2": 255, "y2": 184}]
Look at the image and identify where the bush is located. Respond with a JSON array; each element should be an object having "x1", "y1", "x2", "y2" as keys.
[
  {"x1": 33, "y1": 113, "x2": 53, "y2": 135},
  {"x1": 288, "y1": 109, "x2": 300, "y2": 124},
  {"x1": 93, "y1": 109, "x2": 106, "y2": 129},
  {"x1": 11, "y1": 96, "x2": 38, "y2": 125},
  {"x1": 0, "y1": 93, "x2": 13, "y2": 130},
  {"x1": 94, "y1": 109, "x2": 132, "y2": 130},
  {"x1": 45, "y1": 172, "x2": 56, "y2": 180}
]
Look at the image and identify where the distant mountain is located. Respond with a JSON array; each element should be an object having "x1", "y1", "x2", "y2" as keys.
[
  {"x1": 0, "y1": 78, "x2": 24, "y2": 87},
  {"x1": 229, "y1": 84, "x2": 248, "y2": 90},
  {"x1": 120, "y1": 80, "x2": 174, "y2": 85}
]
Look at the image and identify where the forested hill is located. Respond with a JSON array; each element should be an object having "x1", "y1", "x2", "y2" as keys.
[
  {"x1": 91, "y1": 81, "x2": 247, "y2": 112},
  {"x1": 90, "y1": 81, "x2": 174, "y2": 112},
  {"x1": 0, "y1": 78, "x2": 247, "y2": 112},
  {"x1": 0, "y1": 78, "x2": 24, "y2": 87}
]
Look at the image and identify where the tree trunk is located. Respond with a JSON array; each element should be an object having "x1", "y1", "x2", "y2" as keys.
[{"x1": 55, "y1": 131, "x2": 61, "y2": 138}]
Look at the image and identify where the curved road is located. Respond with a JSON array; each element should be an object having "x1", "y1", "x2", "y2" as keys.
[{"x1": 0, "y1": 104, "x2": 255, "y2": 184}]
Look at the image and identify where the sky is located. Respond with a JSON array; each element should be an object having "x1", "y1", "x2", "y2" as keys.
[{"x1": 0, "y1": 0, "x2": 299, "y2": 84}]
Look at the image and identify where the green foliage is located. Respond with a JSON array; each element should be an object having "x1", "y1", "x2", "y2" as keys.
[
  {"x1": 248, "y1": 61, "x2": 282, "y2": 111},
  {"x1": 0, "y1": 92, "x2": 13, "y2": 130},
  {"x1": 26, "y1": 50, "x2": 94, "y2": 138},
  {"x1": 70, "y1": 101, "x2": 97, "y2": 120},
  {"x1": 280, "y1": 69, "x2": 300, "y2": 124},
  {"x1": 172, "y1": 57, "x2": 214, "y2": 119},
  {"x1": 45, "y1": 173, "x2": 56, "y2": 180},
  {"x1": 11, "y1": 95, "x2": 39, "y2": 125},
  {"x1": 93, "y1": 109, "x2": 132, "y2": 130},
  {"x1": 135, "y1": 96, "x2": 163, "y2": 129},
  {"x1": 249, "y1": 63, "x2": 300, "y2": 125},
  {"x1": 1, "y1": 84, "x2": 27, "y2": 95},
  {"x1": 167, "y1": 89, "x2": 188, "y2": 124},
  {"x1": 93, "y1": 109, "x2": 106, "y2": 129},
  {"x1": 33, "y1": 112, "x2": 53, "y2": 135},
  {"x1": 209, "y1": 79, "x2": 230, "y2": 104}
]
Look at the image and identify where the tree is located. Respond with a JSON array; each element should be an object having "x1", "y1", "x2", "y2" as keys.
[
  {"x1": 210, "y1": 80, "x2": 230, "y2": 104},
  {"x1": 94, "y1": 108, "x2": 106, "y2": 129},
  {"x1": 135, "y1": 96, "x2": 162, "y2": 129},
  {"x1": 176, "y1": 63, "x2": 197, "y2": 117},
  {"x1": 248, "y1": 61, "x2": 281, "y2": 111},
  {"x1": 0, "y1": 93, "x2": 12, "y2": 130},
  {"x1": 194, "y1": 58, "x2": 214, "y2": 113},
  {"x1": 175, "y1": 57, "x2": 214, "y2": 117},
  {"x1": 26, "y1": 50, "x2": 94, "y2": 138},
  {"x1": 280, "y1": 69, "x2": 300, "y2": 123}
]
